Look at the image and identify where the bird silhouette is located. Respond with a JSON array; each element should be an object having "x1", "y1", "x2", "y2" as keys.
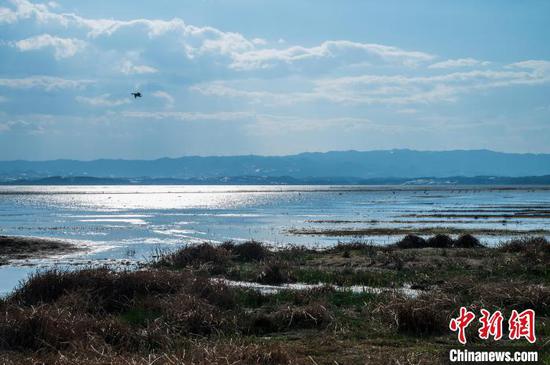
[{"x1": 131, "y1": 92, "x2": 142, "y2": 98}]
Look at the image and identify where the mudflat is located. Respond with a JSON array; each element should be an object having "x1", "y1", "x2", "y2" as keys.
[{"x1": 0, "y1": 236, "x2": 79, "y2": 264}]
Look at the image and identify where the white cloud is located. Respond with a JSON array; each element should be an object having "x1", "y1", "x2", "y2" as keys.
[
  {"x1": 76, "y1": 94, "x2": 129, "y2": 107},
  {"x1": 249, "y1": 114, "x2": 375, "y2": 135},
  {"x1": 396, "y1": 108, "x2": 418, "y2": 114},
  {"x1": 0, "y1": 0, "x2": 69, "y2": 25},
  {"x1": 192, "y1": 65, "x2": 550, "y2": 106},
  {"x1": 0, "y1": 119, "x2": 43, "y2": 134},
  {"x1": 190, "y1": 81, "x2": 327, "y2": 105},
  {"x1": 1, "y1": 0, "x2": 434, "y2": 72},
  {"x1": 0, "y1": 6, "x2": 18, "y2": 23},
  {"x1": 251, "y1": 38, "x2": 267, "y2": 46},
  {"x1": 0, "y1": 76, "x2": 93, "y2": 90},
  {"x1": 2, "y1": 0, "x2": 550, "y2": 134},
  {"x1": 15, "y1": 34, "x2": 86, "y2": 59},
  {"x1": 2, "y1": 0, "x2": 253, "y2": 49},
  {"x1": 509, "y1": 60, "x2": 550, "y2": 72},
  {"x1": 229, "y1": 40, "x2": 435, "y2": 70},
  {"x1": 118, "y1": 111, "x2": 376, "y2": 134},
  {"x1": 429, "y1": 58, "x2": 489, "y2": 69},
  {"x1": 120, "y1": 60, "x2": 158, "y2": 75},
  {"x1": 152, "y1": 91, "x2": 175, "y2": 108},
  {"x1": 0, "y1": 121, "x2": 15, "y2": 132},
  {"x1": 190, "y1": 82, "x2": 281, "y2": 103},
  {"x1": 121, "y1": 110, "x2": 254, "y2": 122}
]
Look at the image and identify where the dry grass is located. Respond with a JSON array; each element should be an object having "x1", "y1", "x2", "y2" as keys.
[
  {"x1": 222, "y1": 240, "x2": 269, "y2": 262},
  {"x1": 256, "y1": 262, "x2": 297, "y2": 285},
  {"x1": 497, "y1": 236, "x2": 549, "y2": 254},
  {"x1": 0, "y1": 340, "x2": 294, "y2": 365},
  {"x1": 393, "y1": 234, "x2": 483, "y2": 249},
  {"x1": 153, "y1": 243, "x2": 230, "y2": 273},
  {"x1": 1, "y1": 236, "x2": 548, "y2": 364},
  {"x1": 0, "y1": 267, "x2": 340, "y2": 363},
  {"x1": 377, "y1": 291, "x2": 457, "y2": 336}
]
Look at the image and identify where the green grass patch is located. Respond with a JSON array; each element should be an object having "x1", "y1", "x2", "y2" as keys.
[
  {"x1": 293, "y1": 268, "x2": 404, "y2": 287},
  {"x1": 120, "y1": 307, "x2": 162, "y2": 326}
]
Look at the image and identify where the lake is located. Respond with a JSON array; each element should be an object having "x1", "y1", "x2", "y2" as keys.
[{"x1": 1, "y1": 185, "x2": 549, "y2": 294}]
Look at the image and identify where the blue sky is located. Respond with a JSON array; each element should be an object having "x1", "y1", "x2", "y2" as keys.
[{"x1": 0, "y1": 0, "x2": 549, "y2": 160}]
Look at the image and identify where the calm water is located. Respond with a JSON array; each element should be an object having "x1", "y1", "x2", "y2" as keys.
[{"x1": 1, "y1": 185, "x2": 549, "y2": 294}]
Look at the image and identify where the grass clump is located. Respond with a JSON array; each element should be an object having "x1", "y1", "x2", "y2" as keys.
[
  {"x1": 426, "y1": 234, "x2": 454, "y2": 248},
  {"x1": 256, "y1": 262, "x2": 297, "y2": 285},
  {"x1": 498, "y1": 236, "x2": 549, "y2": 254},
  {"x1": 250, "y1": 302, "x2": 333, "y2": 334},
  {"x1": 154, "y1": 243, "x2": 229, "y2": 272},
  {"x1": 331, "y1": 241, "x2": 380, "y2": 254},
  {"x1": 226, "y1": 240, "x2": 269, "y2": 262},
  {"x1": 294, "y1": 268, "x2": 401, "y2": 287},
  {"x1": 393, "y1": 234, "x2": 427, "y2": 249},
  {"x1": 394, "y1": 233, "x2": 483, "y2": 249},
  {"x1": 454, "y1": 234, "x2": 482, "y2": 248},
  {"x1": 378, "y1": 292, "x2": 456, "y2": 336},
  {"x1": 9, "y1": 268, "x2": 187, "y2": 310}
]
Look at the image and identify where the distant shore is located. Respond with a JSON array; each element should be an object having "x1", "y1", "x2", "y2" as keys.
[{"x1": 2, "y1": 174, "x2": 550, "y2": 186}]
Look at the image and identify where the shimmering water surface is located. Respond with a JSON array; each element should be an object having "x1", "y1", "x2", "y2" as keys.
[{"x1": 1, "y1": 185, "x2": 549, "y2": 294}]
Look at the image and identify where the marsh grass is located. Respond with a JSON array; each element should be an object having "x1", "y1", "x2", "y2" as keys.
[
  {"x1": 293, "y1": 268, "x2": 402, "y2": 287},
  {"x1": 394, "y1": 234, "x2": 483, "y2": 249},
  {"x1": 256, "y1": 261, "x2": 297, "y2": 285},
  {"x1": 1, "y1": 235, "x2": 548, "y2": 364},
  {"x1": 497, "y1": 236, "x2": 549, "y2": 254},
  {"x1": 153, "y1": 242, "x2": 230, "y2": 273},
  {"x1": 222, "y1": 240, "x2": 269, "y2": 262}
]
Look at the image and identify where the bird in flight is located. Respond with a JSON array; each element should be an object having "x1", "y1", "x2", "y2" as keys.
[{"x1": 131, "y1": 92, "x2": 142, "y2": 98}]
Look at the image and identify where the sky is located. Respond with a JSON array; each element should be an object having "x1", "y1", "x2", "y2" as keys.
[{"x1": 0, "y1": 0, "x2": 549, "y2": 160}]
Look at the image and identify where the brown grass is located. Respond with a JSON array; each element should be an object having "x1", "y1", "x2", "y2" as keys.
[
  {"x1": 256, "y1": 262, "x2": 297, "y2": 285},
  {"x1": 392, "y1": 234, "x2": 483, "y2": 249},
  {"x1": 0, "y1": 340, "x2": 294, "y2": 365},
  {"x1": 497, "y1": 236, "x2": 549, "y2": 254},
  {"x1": 0, "y1": 267, "x2": 338, "y2": 362},
  {"x1": 153, "y1": 243, "x2": 230, "y2": 273},
  {"x1": 377, "y1": 292, "x2": 457, "y2": 336},
  {"x1": 1, "y1": 235, "x2": 548, "y2": 364},
  {"x1": 225, "y1": 240, "x2": 269, "y2": 262}
]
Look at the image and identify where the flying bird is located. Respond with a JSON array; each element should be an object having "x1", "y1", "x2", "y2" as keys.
[{"x1": 131, "y1": 92, "x2": 142, "y2": 98}]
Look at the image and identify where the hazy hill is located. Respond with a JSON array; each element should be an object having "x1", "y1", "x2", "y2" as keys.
[
  {"x1": 1, "y1": 150, "x2": 550, "y2": 180},
  {"x1": 3, "y1": 175, "x2": 550, "y2": 186}
]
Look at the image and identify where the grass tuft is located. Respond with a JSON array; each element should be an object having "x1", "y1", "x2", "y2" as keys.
[
  {"x1": 256, "y1": 262, "x2": 297, "y2": 285},
  {"x1": 229, "y1": 240, "x2": 269, "y2": 262},
  {"x1": 498, "y1": 236, "x2": 549, "y2": 254},
  {"x1": 154, "y1": 243, "x2": 229, "y2": 272}
]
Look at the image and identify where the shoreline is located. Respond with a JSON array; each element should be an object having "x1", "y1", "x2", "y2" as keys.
[{"x1": 287, "y1": 226, "x2": 550, "y2": 237}]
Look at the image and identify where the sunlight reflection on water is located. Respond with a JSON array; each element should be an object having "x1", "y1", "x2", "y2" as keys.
[{"x1": 1, "y1": 185, "x2": 550, "y2": 295}]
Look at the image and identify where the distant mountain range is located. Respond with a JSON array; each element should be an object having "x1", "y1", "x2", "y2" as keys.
[
  {"x1": 1, "y1": 150, "x2": 550, "y2": 185},
  {"x1": 3, "y1": 175, "x2": 550, "y2": 186}
]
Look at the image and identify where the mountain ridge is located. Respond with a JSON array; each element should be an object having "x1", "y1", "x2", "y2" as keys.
[
  {"x1": 1, "y1": 150, "x2": 550, "y2": 180},
  {"x1": 3, "y1": 175, "x2": 550, "y2": 186}
]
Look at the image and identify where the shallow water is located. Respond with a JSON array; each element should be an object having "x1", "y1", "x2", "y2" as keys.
[
  {"x1": 215, "y1": 279, "x2": 422, "y2": 298},
  {"x1": 1, "y1": 185, "x2": 549, "y2": 295}
]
